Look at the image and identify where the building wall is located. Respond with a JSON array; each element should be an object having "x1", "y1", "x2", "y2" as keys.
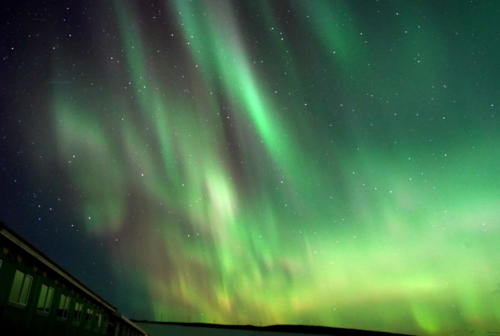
[{"x1": 0, "y1": 230, "x2": 144, "y2": 336}]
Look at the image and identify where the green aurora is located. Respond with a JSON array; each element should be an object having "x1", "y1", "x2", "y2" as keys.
[{"x1": 45, "y1": 1, "x2": 500, "y2": 335}]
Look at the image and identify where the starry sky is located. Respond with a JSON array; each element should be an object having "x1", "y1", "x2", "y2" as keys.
[{"x1": 1, "y1": 1, "x2": 500, "y2": 335}]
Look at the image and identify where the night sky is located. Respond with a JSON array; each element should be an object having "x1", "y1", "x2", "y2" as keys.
[{"x1": 1, "y1": 1, "x2": 500, "y2": 335}]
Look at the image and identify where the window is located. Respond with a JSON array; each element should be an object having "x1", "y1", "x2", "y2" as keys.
[
  {"x1": 85, "y1": 308, "x2": 93, "y2": 321},
  {"x1": 45, "y1": 287, "x2": 54, "y2": 312},
  {"x1": 8, "y1": 270, "x2": 33, "y2": 306},
  {"x1": 97, "y1": 313, "x2": 102, "y2": 328},
  {"x1": 74, "y1": 302, "x2": 83, "y2": 320},
  {"x1": 37, "y1": 284, "x2": 54, "y2": 314},
  {"x1": 57, "y1": 294, "x2": 71, "y2": 319}
]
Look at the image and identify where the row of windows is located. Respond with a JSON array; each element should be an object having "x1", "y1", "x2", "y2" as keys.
[{"x1": 6, "y1": 269, "x2": 104, "y2": 328}]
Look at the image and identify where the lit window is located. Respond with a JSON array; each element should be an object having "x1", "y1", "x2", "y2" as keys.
[
  {"x1": 8, "y1": 270, "x2": 33, "y2": 306},
  {"x1": 45, "y1": 287, "x2": 54, "y2": 312},
  {"x1": 57, "y1": 294, "x2": 71, "y2": 319},
  {"x1": 74, "y1": 302, "x2": 83, "y2": 320},
  {"x1": 37, "y1": 284, "x2": 54, "y2": 314},
  {"x1": 86, "y1": 308, "x2": 93, "y2": 321},
  {"x1": 37, "y1": 284, "x2": 47, "y2": 310}
]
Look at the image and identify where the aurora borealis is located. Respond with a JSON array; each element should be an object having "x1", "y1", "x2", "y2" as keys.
[{"x1": 1, "y1": 0, "x2": 500, "y2": 335}]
